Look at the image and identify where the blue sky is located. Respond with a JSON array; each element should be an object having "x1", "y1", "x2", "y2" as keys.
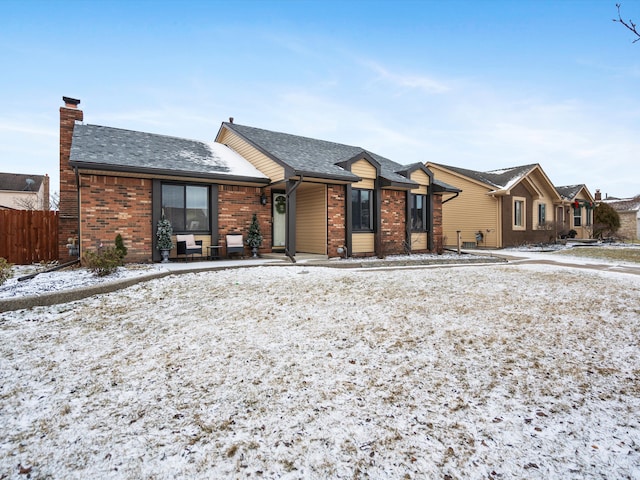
[{"x1": 1, "y1": 0, "x2": 639, "y2": 199}]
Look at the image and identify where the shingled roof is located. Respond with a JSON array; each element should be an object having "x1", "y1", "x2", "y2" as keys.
[
  {"x1": 430, "y1": 162, "x2": 538, "y2": 191},
  {"x1": 222, "y1": 123, "x2": 420, "y2": 188},
  {"x1": 70, "y1": 124, "x2": 269, "y2": 183},
  {"x1": 0, "y1": 172, "x2": 45, "y2": 192},
  {"x1": 603, "y1": 194, "x2": 640, "y2": 212},
  {"x1": 556, "y1": 185, "x2": 586, "y2": 201}
]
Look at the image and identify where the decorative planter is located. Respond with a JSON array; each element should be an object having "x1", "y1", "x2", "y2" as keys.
[
  {"x1": 160, "y1": 249, "x2": 170, "y2": 263},
  {"x1": 251, "y1": 246, "x2": 258, "y2": 258}
]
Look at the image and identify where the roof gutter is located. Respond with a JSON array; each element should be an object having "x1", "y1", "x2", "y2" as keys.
[
  {"x1": 69, "y1": 161, "x2": 271, "y2": 185},
  {"x1": 293, "y1": 169, "x2": 360, "y2": 183}
]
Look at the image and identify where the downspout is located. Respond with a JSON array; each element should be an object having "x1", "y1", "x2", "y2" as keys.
[
  {"x1": 375, "y1": 178, "x2": 382, "y2": 258},
  {"x1": 425, "y1": 169, "x2": 434, "y2": 252},
  {"x1": 74, "y1": 166, "x2": 81, "y2": 259},
  {"x1": 285, "y1": 174, "x2": 304, "y2": 263},
  {"x1": 405, "y1": 191, "x2": 412, "y2": 254}
]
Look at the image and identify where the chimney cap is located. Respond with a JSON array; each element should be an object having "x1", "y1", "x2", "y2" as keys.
[
  {"x1": 229, "y1": 117, "x2": 234, "y2": 123},
  {"x1": 62, "y1": 96, "x2": 81, "y2": 108}
]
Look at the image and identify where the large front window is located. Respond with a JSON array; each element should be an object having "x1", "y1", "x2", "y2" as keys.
[
  {"x1": 352, "y1": 189, "x2": 373, "y2": 231},
  {"x1": 162, "y1": 184, "x2": 209, "y2": 232},
  {"x1": 411, "y1": 194, "x2": 427, "y2": 231}
]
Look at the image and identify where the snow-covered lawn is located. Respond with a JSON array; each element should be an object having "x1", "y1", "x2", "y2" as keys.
[{"x1": 1, "y1": 263, "x2": 639, "y2": 479}]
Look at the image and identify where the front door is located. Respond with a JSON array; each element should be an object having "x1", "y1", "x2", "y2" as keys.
[{"x1": 272, "y1": 193, "x2": 286, "y2": 250}]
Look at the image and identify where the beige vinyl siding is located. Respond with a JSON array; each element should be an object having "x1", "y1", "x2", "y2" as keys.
[
  {"x1": 428, "y1": 164, "x2": 501, "y2": 248},
  {"x1": 351, "y1": 159, "x2": 376, "y2": 189},
  {"x1": 411, "y1": 232, "x2": 428, "y2": 250},
  {"x1": 410, "y1": 171, "x2": 428, "y2": 250},
  {"x1": 218, "y1": 128, "x2": 285, "y2": 182},
  {"x1": 531, "y1": 173, "x2": 558, "y2": 231},
  {"x1": 350, "y1": 159, "x2": 376, "y2": 253},
  {"x1": 353, "y1": 233, "x2": 375, "y2": 253},
  {"x1": 296, "y1": 183, "x2": 327, "y2": 254},
  {"x1": 410, "y1": 170, "x2": 429, "y2": 195},
  {"x1": 572, "y1": 192, "x2": 592, "y2": 239},
  {"x1": 533, "y1": 199, "x2": 553, "y2": 230},
  {"x1": 527, "y1": 168, "x2": 557, "y2": 200}
]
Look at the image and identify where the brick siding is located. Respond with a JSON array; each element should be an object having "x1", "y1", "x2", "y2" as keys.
[
  {"x1": 380, "y1": 189, "x2": 406, "y2": 255},
  {"x1": 327, "y1": 184, "x2": 346, "y2": 257},
  {"x1": 432, "y1": 194, "x2": 444, "y2": 253},
  {"x1": 218, "y1": 185, "x2": 270, "y2": 254},
  {"x1": 79, "y1": 174, "x2": 153, "y2": 262}
]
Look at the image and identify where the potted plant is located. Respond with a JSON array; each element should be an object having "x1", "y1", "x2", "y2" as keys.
[
  {"x1": 156, "y1": 216, "x2": 174, "y2": 263},
  {"x1": 246, "y1": 213, "x2": 263, "y2": 258}
]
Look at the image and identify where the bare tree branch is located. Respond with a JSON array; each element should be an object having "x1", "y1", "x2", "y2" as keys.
[
  {"x1": 614, "y1": 3, "x2": 640, "y2": 43},
  {"x1": 15, "y1": 196, "x2": 39, "y2": 210}
]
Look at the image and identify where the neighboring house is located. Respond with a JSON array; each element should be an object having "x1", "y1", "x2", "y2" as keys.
[
  {"x1": 555, "y1": 185, "x2": 596, "y2": 239},
  {"x1": 425, "y1": 162, "x2": 591, "y2": 248},
  {"x1": 59, "y1": 97, "x2": 458, "y2": 263},
  {"x1": 600, "y1": 192, "x2": 640, "y2": 241},
  {"x1": 0, "y1": 172, "x2": 49, "y2": 210}
]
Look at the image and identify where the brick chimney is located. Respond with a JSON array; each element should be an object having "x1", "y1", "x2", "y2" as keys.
[
  {"x1": 594, "y1": 189, "x2": 601, "y2": 201},
  {"x1": 42, "y1": 174, "x2": 50, "y2": 210},
  {"x1": 59, "y1": 96, "x2": 83, "y2": 261}
]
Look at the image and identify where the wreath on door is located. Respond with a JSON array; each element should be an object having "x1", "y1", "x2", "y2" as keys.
[{"x1": 275, "y1": 195, "x2": 286, "y2": 214}]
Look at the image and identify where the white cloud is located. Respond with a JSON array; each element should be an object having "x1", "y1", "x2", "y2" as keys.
[
  {"x1": 0, "y1": 119, "x2": 56, "y2": 138},
  {"x1": 363, "y1": 61, "x2": 451, "y2": 94}
]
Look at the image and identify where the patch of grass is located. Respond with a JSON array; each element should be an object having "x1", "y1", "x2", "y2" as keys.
[{"x1": 553, "y1": 246, "x2": 640, "y2": 263}]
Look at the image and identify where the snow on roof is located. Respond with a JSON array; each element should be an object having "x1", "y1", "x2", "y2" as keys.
[
  {"x1": 603, "y1": 195, "x2": 640, "y2": 212},
  {"x1": 178, "y1": 141, "x2": 268, "y2": 179},
  {"x1": 71, "y1": 124, "x2": 268, "y2": 181}
]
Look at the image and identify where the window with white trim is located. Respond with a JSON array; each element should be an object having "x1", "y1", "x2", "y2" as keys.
[
  {"x1": 573, "y1": 205, "x2": 582, "y2": 227},
  {"x1": 537, "y1": 203, "x2": 546, "y2": 227},
  {"x1": 513, "y1": 198, "x2": 525, "y2": 230}
]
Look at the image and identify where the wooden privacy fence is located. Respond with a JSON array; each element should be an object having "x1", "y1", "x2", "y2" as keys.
[{"x1": 0, "y1": 210, "x2": 59, "y2": 265}]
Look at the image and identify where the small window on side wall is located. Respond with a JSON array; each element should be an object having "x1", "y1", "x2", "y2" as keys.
[
  {"x1": 411, "y1": 194, "x2": 427, "y2": 231},
  {"x1": 513, "y1": 198, "x2": 525, "y2": 230},
  {"x1": 537, "y1": 203, "x2": 546, "y2": 227},
  {"x1": 352, "y1": 189, "x2": 373, "y2": 231}
]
